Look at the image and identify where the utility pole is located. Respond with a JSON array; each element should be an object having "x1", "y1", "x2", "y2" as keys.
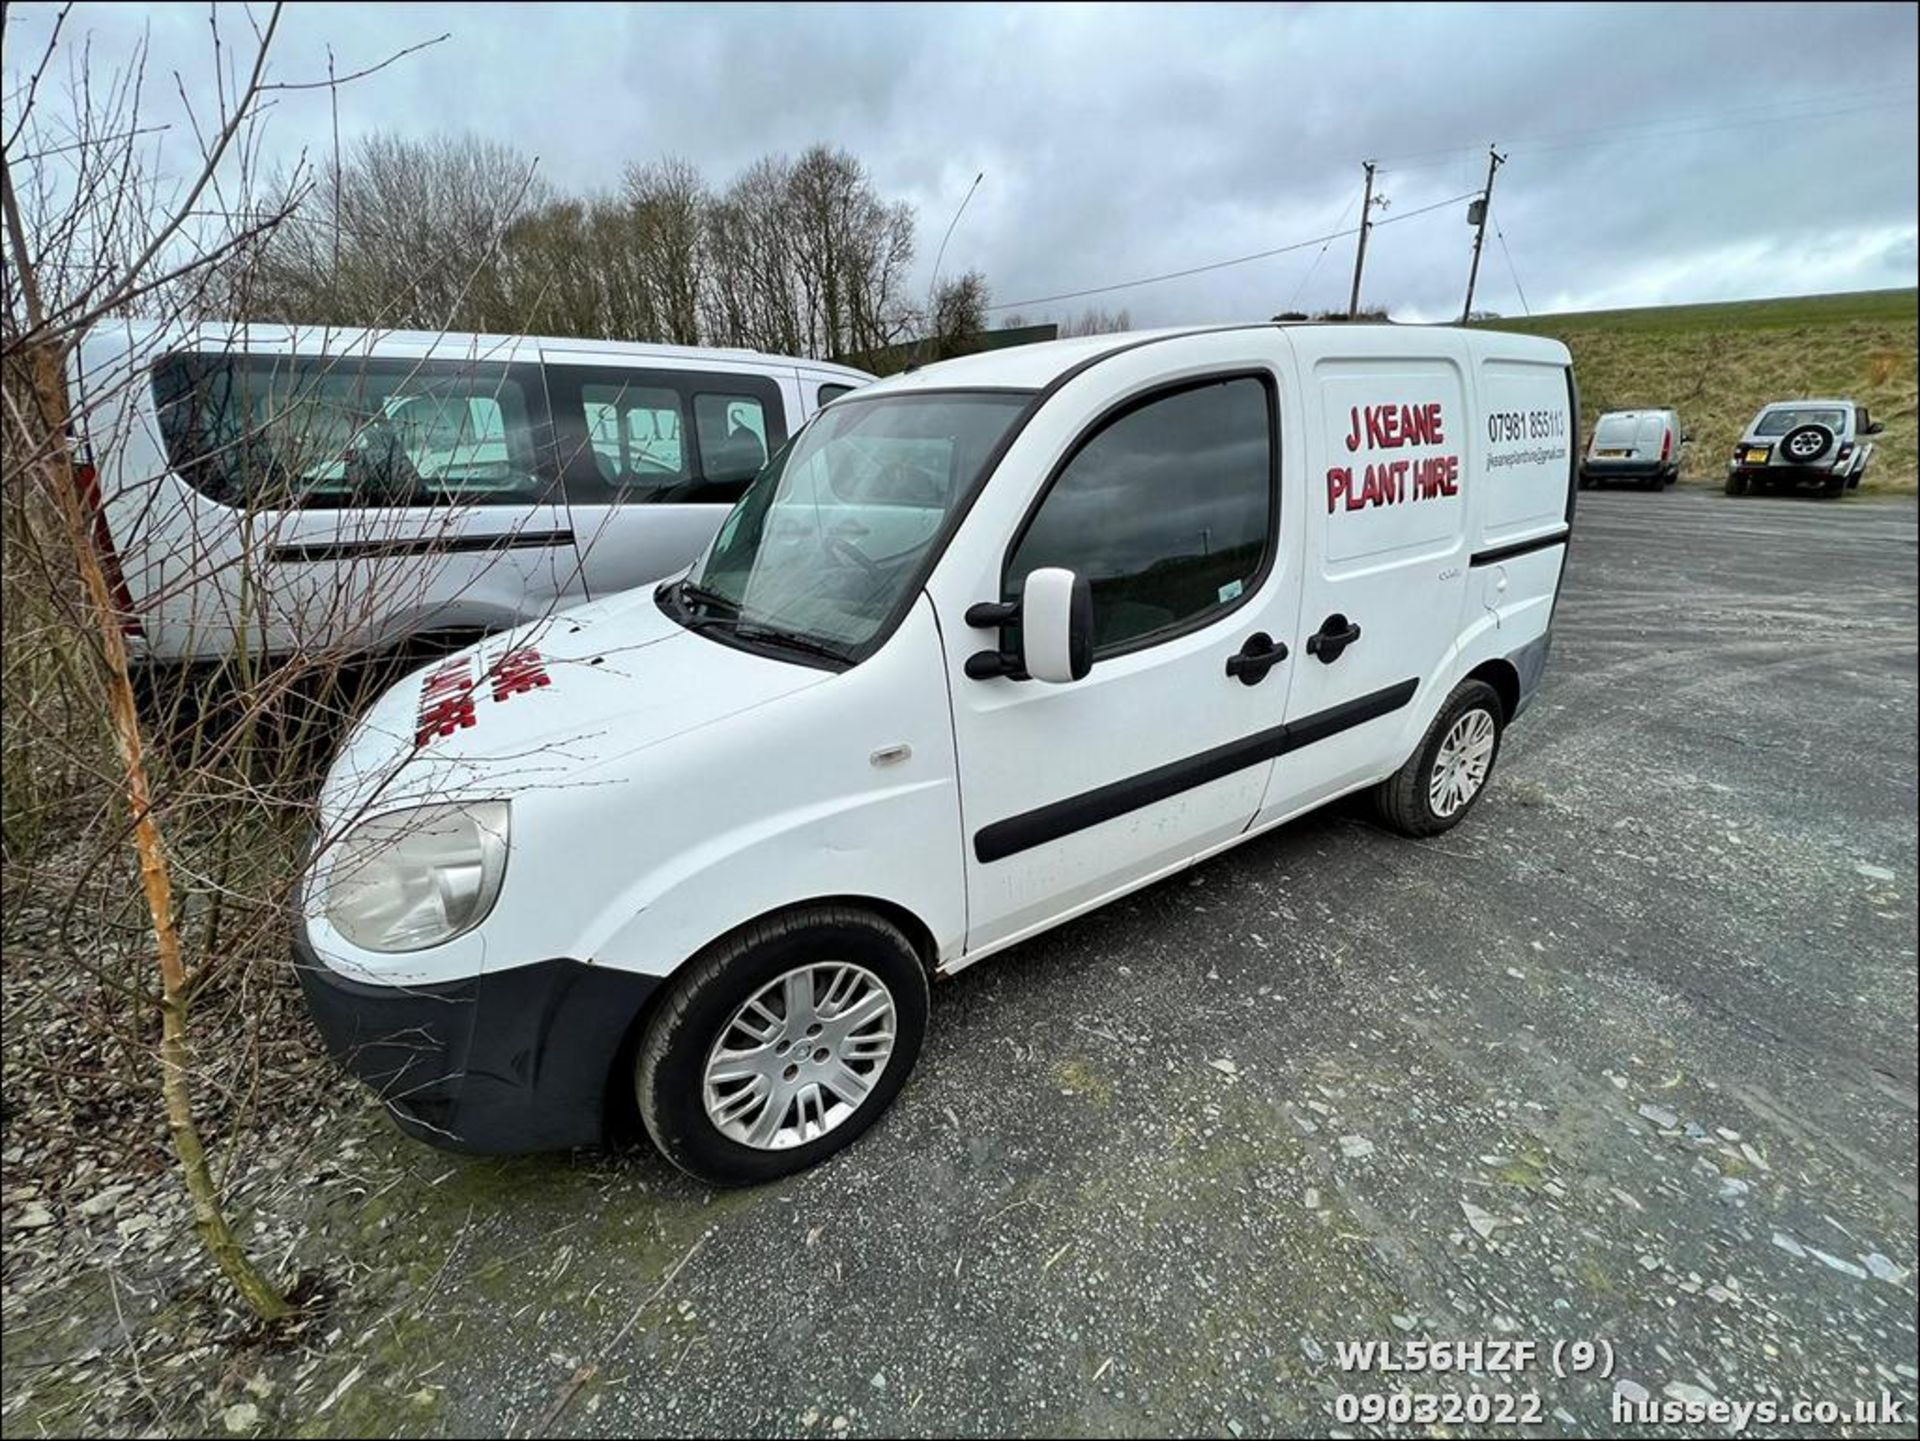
[
  {"x1": 1461, "y1": 145, "x2": 1506, "y2": 324},
  {"x1": 1347, "y1": 160, "x2": 1377, "y2": 319}
]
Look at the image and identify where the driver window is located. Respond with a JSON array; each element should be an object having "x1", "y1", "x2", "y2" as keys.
[
  {"x1": 582, "y1": 383, "x2": 687, "y2": 488},
  {"x1": 1008, "y1": 376, "x2": 1273, "y2": 656}
]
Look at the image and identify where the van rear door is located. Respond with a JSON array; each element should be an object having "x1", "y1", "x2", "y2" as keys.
[
  {"x1": 1259, "y1": 330, "x2": 1472, "y2": 821},
  {"x1": 542, "y1": 352, "x2": 790, "y2": 599}
]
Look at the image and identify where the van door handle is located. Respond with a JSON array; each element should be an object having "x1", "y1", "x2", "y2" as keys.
[
  {"x1": 1306, "y1": 614, "x2": 1362, "y2": 664},
  {"x1": 1225, "y1": 632, "x2": 1287, "y2": 685}
]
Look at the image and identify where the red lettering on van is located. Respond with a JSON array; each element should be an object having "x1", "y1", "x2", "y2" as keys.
[
  {"x1": 1326, "y1": 466, "x2": 1353, "y2": 512},
  {"x1": 490, "y1": 648, "x2": 551, "y2": 701},
  {"x1": 1348, "y1": 402, "x2": 1450, "y2": 455},
  {"x1": 416, "y1": 656, "x2": 477, "y2": 745}
]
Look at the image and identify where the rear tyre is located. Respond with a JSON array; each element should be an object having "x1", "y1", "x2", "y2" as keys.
[
  {"x1": 1371, "y1": 679, "x2": 1506, "y2": 838},
  {"x1": 1724, "y1": 472, "x2": 1750, "y2": 496},
  {"x1": 1820, "y1": 472, "x2": 1846, "y2": 497},
  {"x1": 635, "y1": 905, "x2": 928, "y2": 1186}
]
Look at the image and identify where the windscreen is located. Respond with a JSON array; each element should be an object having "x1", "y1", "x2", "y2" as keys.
[{"x1": 677, "y1": 391, "x2": 1031, "y2": 659}]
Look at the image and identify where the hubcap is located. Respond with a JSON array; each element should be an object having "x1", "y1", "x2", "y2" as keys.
[
  {"x1": 702, "y1": 963, "x2": 896, "y2": 1150},
  {"x1": 1429, "y1": 708, "x2": 1497, "y2": 818}
]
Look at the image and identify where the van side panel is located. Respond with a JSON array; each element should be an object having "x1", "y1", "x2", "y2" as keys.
[
  {"x1": 578, "y1": 596, "x2": 967, "y2": 976},
  {"x1": 1256, "y1": 330, "x2": 1473, "y2": 822}
]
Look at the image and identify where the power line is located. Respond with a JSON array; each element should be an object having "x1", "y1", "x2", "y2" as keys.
[
  {"x1": 1495, "y1": 221, "x2": 1530, "y2": 318},
  {"x1": 986, "y1": 188, "x2": 1477, "y2": 312},
  {"x1": 1285, "y1": 189, "x2": 1358, "y2": 312},
  {"x1": 1375, "y1": 87, "x2": 1918, "y2": 171}
]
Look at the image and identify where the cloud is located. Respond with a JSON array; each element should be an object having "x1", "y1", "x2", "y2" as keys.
[{"x1": 9, "y1": 0, "x2": 1916, "y2": 326}]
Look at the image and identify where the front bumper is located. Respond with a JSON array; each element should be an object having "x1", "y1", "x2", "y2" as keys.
[{"x1": 294, "y1": 930, "x2": 659, "y2": 1154}]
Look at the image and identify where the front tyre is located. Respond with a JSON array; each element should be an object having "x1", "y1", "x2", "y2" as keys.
[
  {"x1": 635, "y1": 906, "x2": 928, "y2": 1186},
  {"x1": 1372, "y1": 679, "x2": 1506, "y2": 837}
]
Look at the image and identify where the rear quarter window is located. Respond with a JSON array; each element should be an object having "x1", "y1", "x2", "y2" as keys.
[{"x1": 152, "y1": 354, "x2": 546, "y2": 509}]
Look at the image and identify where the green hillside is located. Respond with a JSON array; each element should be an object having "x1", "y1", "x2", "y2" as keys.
[{"x1": 1485, "y1": 289, "x2": 1917, "y2": 491}]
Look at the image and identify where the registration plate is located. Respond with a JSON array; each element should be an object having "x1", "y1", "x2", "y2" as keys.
[
  {"x1": 1743, "y1": 447, "x2": 1770, "y2": 464},
  {"x1": 1597, "y1": 449, "x2": 1630, "y2": 458}
]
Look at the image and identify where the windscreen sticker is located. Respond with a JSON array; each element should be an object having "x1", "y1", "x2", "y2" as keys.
[{"x1": 1326, "y1": 402, "x2": 1461, "y2": 513}]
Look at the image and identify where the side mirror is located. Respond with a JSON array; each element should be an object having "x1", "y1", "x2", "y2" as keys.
[
  {"x1": 1020, "y1": 567, "x2": 1093, "y2": 683},
  {"x1": 1868, "y1": 421, "x2": 1885, "y2": 435},
  {"x1": 1683, "y1": 430, "x2": 1695, "y2": 442}
]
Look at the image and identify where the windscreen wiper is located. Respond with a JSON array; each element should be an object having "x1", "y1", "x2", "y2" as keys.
[
  {"x1": 675, "y1": 577, "x2": 739, "y2": 619},
  {"x1": 730, "y1": 624, "x2": 852, "y2": 667}
]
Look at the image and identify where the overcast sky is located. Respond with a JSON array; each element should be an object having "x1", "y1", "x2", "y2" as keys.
[{"x1": 13, "y1": 2, "x2": 1919, "y2": 327}]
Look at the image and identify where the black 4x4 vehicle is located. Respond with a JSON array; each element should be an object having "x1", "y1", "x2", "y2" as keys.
[{"x1": 1726, "y1": 399, "x2": 1882, "y2": 497}]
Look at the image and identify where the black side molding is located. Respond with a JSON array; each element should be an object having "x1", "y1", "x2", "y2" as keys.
[
  {"x1": 271, "y1": 529, "x2": 576, "y2": 564},
  {"x1": 1470, "y1": 528, "x2": 1568, "y2": 568},
  {"x1": 974, "y1": 677, "x2": 1418, "y2": 864}
]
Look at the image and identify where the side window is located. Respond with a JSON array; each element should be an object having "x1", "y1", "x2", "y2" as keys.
[
  {"x1": 581, "y1": 382, "x2": 688, "y2": 487},
  {"x1": 818, "y1": 383, "x2": 854, "y2": 407},
  {"x1": 152, "y1": 355, "x2": 543, "y2": 509},
  {"x1": 694, "y1": 392, "x2": 771, "y2": 485},
  {"x1": 1008, "y1": 376, "x2": 1273, "y2": 656}
]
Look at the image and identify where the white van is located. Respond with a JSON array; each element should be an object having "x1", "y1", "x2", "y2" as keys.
[
  {"x1": 1580, "y1": 407, "x2": 1685, "y2": 488},
  {"x1": 68, "y1": 321, "x2": 870, "y2": 662},
  {"x1": 296, "y1": 322, "x2": 1577, "y2": 1184}
]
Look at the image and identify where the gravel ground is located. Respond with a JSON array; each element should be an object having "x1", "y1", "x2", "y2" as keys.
[{"x1": 5, "y1": 487, "x2": 1916, "y2": 1438}]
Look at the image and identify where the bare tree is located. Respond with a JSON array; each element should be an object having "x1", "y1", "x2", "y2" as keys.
[
  {"x1": 245, "y1": 132, "x2": 550, "y2": 332},
  {"x1": 926, "y1": 269, "x2": 990, "y2": 360},
  {"x1": 624, "y1": 157, "x2": 707, "y2": 345},
  {"x1": 1057, "y1": 305, "x2": 1134, "y2": 337},
  {"x1": 703, "y1": 153, "x2": 803, "y2": 355},
  {"x1": 2, "y1": 2, "x2": 444, "y2": 1324},
  {"x1": 786, "y1": 145, "x2": 914, "y2": 359}
]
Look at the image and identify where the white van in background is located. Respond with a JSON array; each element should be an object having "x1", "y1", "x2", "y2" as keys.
[
  {"x1": 295, "y1": 321, "x2": 1578, "y2": 1184},
  {"x1": 68, "y1": 322, "x2": 870, "y2": 663},
  {"x1": 1580, "y1": 407, "x2": 1686, "y2": 489}
]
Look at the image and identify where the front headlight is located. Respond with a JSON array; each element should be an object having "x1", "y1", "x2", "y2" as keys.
[{"x1": 320, "y1": 801, "x2": 510, "y2": 953}]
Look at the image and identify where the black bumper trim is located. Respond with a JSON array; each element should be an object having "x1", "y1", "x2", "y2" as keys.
[
  {"x1": 294, "y1": 933, "x2": 660, "y2": 1154},
  {"x1": 1580, "y1": 460, "x2": 1668, "y2": 481}
]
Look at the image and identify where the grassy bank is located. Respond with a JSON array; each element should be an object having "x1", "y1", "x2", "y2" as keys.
[{"x1": 1486, "y1": 288, "x2": 1917, "y2": 491}]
